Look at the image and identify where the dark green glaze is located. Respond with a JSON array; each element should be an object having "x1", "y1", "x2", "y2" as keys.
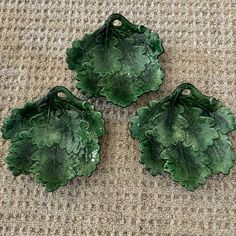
[
  {"x1": 67, "y1": 13, "x2": 164, "y2": 107},
  {"x1": 130, "y1": 83, "x2": 236, "y2": 191},
  {"x1": 1, "y1": 86, "x2": 105, "y2": 192}
]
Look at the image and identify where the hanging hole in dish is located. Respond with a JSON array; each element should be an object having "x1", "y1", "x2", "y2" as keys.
[
  {"x1": 113, "y1": 19, "x2": 122, "y2": 27},
  {"x1": 182, "y1": 89, "x2": 191, "y2": 96},
  {"x1": 57, "y1": 92, "x2": 67, "y2": 99}
]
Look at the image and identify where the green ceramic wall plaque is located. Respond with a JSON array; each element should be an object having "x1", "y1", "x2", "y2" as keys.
[
  {"x1": 67, "y1": 13, "x2": 164, "y2": 107},
  {"x1": 130, "y1": 83, "x2": 236, "y2": 191},
  {"x1": 2, "y1": 86, "x2": 105, "y2": 191}
]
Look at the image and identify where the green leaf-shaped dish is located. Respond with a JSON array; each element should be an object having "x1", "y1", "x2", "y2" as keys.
[
  {"x1": 2, "y1": 86, "x2": 105, "y2": 192},
  {"x1": 130, "y1": 83, "x2": 236, "y2": 191},
  {"x1": 67, "y1": 13, "x2": 164, "y2": 107}
]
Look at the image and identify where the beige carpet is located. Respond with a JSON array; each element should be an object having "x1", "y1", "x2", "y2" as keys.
[{"x1": 0, "y1": 0, "x2": 236, "y2": 235}]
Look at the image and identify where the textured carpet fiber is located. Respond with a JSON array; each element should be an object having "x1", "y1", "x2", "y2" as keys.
[{"x1": 0, "y1": 0, "x2": 236, "y2": 235}]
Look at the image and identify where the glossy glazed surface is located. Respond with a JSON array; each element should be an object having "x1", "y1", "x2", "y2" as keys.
[
  {"x1": 67, "y1": 13, "x2": 164, "y2": 107},
  {"x1": 131, "y1": 83, "x2": 236, "y2": 191},
  {"x1": 2, "y1": 86, "x2": 105, "y2": 191}
]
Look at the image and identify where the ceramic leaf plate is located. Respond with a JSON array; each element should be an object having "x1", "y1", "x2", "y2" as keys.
[
  {"x1": 67, "y1": 13, "x2": 164, "y2": 107},
  {"x1": 130, "y1": 83, "x2": 236, "y2": 191},
  {"x1": 2, "y1": 86, "x2": 105, "y2": 192}
]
